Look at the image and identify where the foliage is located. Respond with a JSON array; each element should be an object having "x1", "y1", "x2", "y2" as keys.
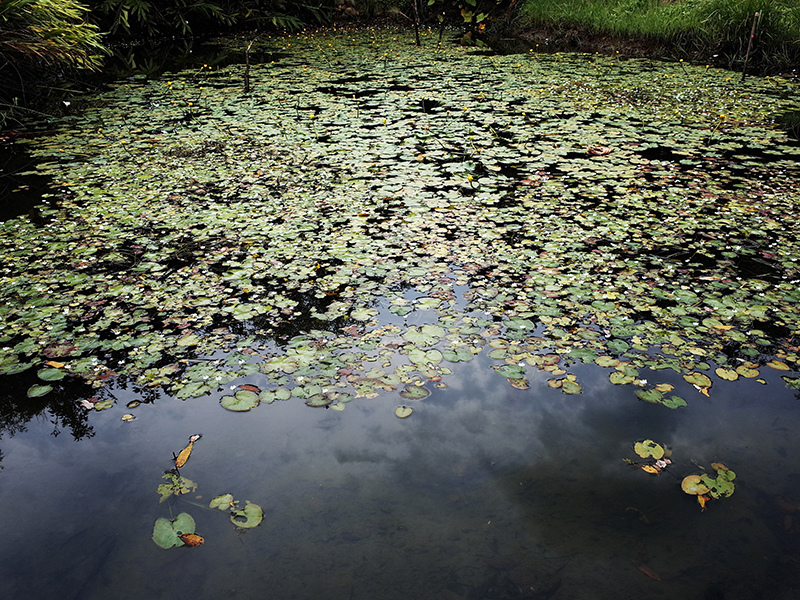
[
  {"x1": 516, "y1": 0, "x2": 800, "y2": 70},
  {"x1": 0, "y1": 0, "x2": 105, "y2": 69},
  {"x1": 84, "y1": 0, "x2": 332, "y2": 36},
  {"x1": 2, "y1": 29, "x2": 799, "y2": 415}
]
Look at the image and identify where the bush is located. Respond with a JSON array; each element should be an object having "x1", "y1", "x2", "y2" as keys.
[{"x1": 0, "y1": 0, "x2": 105, "y2": 70}]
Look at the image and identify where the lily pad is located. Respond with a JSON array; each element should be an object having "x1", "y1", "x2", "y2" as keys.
[
  {"x1": 152, "y1": 512, "x2": 196, "y2": 549},
  {"x1": 220, "y1": 390, "x2": 260, "y2": 412},
  {"x1": 230, "y1": 501, "x2": 263, "y2": 528},
  {"x1": 37, "y1": 367, "x2": 66, "y2": 381},
  {"x1": 634, "y1": 440, "x2": 665, "y2": 460},
  {"x1": 209, "y1": 493, "x2": 235, "y2": 510},
  {"x1": 681, "y1": 475, "x2": 710, "y2": 496},
  {"x1": 27, "y1": 384, "x2": 53, "y2": 398},
  {"x1": 399, "y1": 385, "x2": 430, "y2": 400},
  {"x1": 684, "y1": 372, "x2": 712, "y2": 388},
  {"x1": 395, "y1": 405, "x2": 413, "y2": 418}
]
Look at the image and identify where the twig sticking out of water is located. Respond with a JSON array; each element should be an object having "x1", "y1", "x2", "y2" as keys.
[{"x1": 741, "y1": 11, "x2": 761, "y2": 82}]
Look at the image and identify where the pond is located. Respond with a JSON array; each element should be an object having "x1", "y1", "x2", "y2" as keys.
[{"x1": 1, "y1": 26, "x2": 800, "y2": 600}]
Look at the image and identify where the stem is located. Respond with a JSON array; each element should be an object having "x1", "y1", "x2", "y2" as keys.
[{"x1": 741, "y1": 12, "x2": 760, "y2": 82}]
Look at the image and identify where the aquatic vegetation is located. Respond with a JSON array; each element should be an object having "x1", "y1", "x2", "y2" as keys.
[{"x1": 1, "y1": 28, "x2": 799, "y2": 418}]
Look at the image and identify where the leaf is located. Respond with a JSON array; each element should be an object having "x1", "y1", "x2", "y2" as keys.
[
  {"x1": 230, "y1": 501, "x2": 263, "y2": 528},
  {"x1": 681, "y1": 475, "x2": 710, "y2": 496},
  {"x1": 715, "y1": 367, "x2": 739, "y2": 381},
  {"x1": 153, "y1": 513, "x2": 196, "y2": 549},
  {"x1": 399, "y1": 385, "x2": 430, "y2": 400},
  {"x1": 495, "y1": 364, "x2": 526, "y2": 379},
  {"x1": 403, "y1": 324, "x2": 445, "y2": 347},
  {"x1": 220, "y1": 390, "x2": 260, "y2": 412},
  {"x1": 560, "y1": 379, "x2": 582, "y2": 394},
  {"x1": 735, "y1": 365, "x2": 759, "y2": 378},
  {"x1": 661, "y1": 395, "x2": 687, "y2": 409},
  {"x1": 634, "y1": 440, "x2": 664, "y2": 459},
  {"x1": 636, "y1": 389, "x2": 662, "y2": 404},
  {"x1": 210, "y1": 493, "x2": 235, "y2": 510},
  {"x1": 684, "y1": 372, "x2": 712, "y2": 387},
  {"x1": 767, "y1": 360, "x2": 790, "y2": 371},
  {"x1": 27, "y1": 384, "x2": 53, "y2": 398},
  {"x1": 38, "y1": 367, "x2": 66, "y2": 381},
  {"x1": 442, "y1": 346, "x2": 474, "y2": 363},
  {"x1": 179, "y1": 533, "x2": 204, "y2": 547},
  {"x1": 641, "y1": 465, "x2": 660, "y2": 474},
  {"x1": 174, "y1": 439, "x2": 196, "y2": 468},
  {"x1": 595, "y1": 355, "x2": 620, "y2": 367},
  {"x1": 395, "y1": 405, "x2": 412, "y2": 418}
]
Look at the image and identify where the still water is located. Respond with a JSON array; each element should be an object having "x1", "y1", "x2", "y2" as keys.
[
  {"x1": 2, "y1": 351, "x2": 799, "y2": 600},
  {"x1": 2, "y1": 26, "x2": 800, "y2": 600}
]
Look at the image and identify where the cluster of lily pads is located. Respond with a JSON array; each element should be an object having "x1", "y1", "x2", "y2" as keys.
[
  {"x1": 153, "y1": 434, "x2": 263, "y2": 549},
  {"x1": 1, "y1": 27, "x2": 799, "y2": 412}
]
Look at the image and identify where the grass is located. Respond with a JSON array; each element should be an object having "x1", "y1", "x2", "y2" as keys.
[{"x1": 515, "y1": 0, "x2": 800, "y2": 70}]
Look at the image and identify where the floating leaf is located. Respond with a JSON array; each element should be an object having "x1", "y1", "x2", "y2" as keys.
[
  {"x1": 209, "y1": 494, "x2": 234, "y2": 510},
  {"x1": 735, "y1": 365, "x2": 760, "y2": 378},
  {"x1": 684, "y1": 372, "x2": 712, "y2": 388},
  {"x1": 560, "y1": 379, "x2": 582, "y2": 395},
  {"x1": 715, "y1": 367, "x2": 739, "y2": 381},
  {"x1": 634, "y1": 440, "x2": 665, "y2": 460},
  {"x1": 174, "y1": 436, "x2": 198, "y2": 468},
  {"x1": 395, "y1": 405, "x2": 413, "y2": 418},
  {"x1": 230, "y1": 501, "x2": 263, "y2": 528},
  {"x1": 661, "y1": 395, "x2": 687, "y2": 409},
  {"x1": 595, "y1": 356, "x2": 620, "y2": 368},
  {"x1": 442, "y1": 346, "x2": 474, "y2": 363},
  {"x1": 495, "y1": 364, "x2": 526, "y2": 379},
  {"x1": 220, "y1": 390, "x2": 260, "y2": 412},
  {"x1": 152, "y1": 513, "x2": 196, "y2": 549},
  {"x1": 27, "y1": 384, "x2": 53, "y2": 398},
  {"x1": 37, "y1": 367, "x2": 65, "y2": 381},
  {"x1": 399, "y1": 385, "x2": 430, "y2": 400},
  {"x1": 179, "y1": 533, "x2": 204, "y2": 547},
  {"x1": 767, "y1": 360, "x2": 790, "y2": 371},
  {"x1": 636, "y1": 389, "x2": 663, "y2": 404},
  {"x1": 403, "y1": 324, "x2": 445, "y2": 347},
  {"x1": 681, "y1": 475, "x2": 710, "y2": 496}
]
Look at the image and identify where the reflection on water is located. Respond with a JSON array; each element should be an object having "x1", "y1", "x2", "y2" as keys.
[{"x1": 1, "y1": 354, "x2": 800, "y2": 600}]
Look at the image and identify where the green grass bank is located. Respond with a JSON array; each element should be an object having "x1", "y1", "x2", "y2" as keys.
[{"x1": 511, "y1": 0, "x2": 800, "y2": 72}]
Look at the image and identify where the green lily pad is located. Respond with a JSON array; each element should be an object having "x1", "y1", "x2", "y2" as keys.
[
  {"x1": 636, "y1": 389, "x2": 663, "y2": 404},
  {"x1": 403, "y1": 324, "x2": 445, "y2": 347},
  {"x1": 701, "y1": 465, "x2": 736, "y2": 499},
  {"x1": 442, "y1": 346, "x2": 474, "y2": 363},
  {"x1": 37, "y1": 367, "x2": 66, "y2": 381},
  {"x1": 209, "y1": 493, "x2": 235, "y2": 510},
  {"x1": 27, "y1": 384, "x2": 53, "y2": 398},
  {"x1": 634, "y1": 439, "x2": 665, "y2": 459},
  {"x1": 395, "y1": 405, "x2": 413, "y2": 418},
  {"x1": 495, "y1": 364, "x2": 526, "y2": 379},
  {"x1": 220, "y1": 390, "x2": 260, "y2": 412},
  {"x1": 715, "y1": 367, "x2": 739, "y2": 381},
  {"x1": 684, "y1": 372, "x2": 712, "y2": 388},
  {"x1": 230, "y1": 501, "x2": 263, "y2": 528},
  {"x1": 152, "y1": 512, "x2": 196, "y2": 549},
  {"x1": 399, "y1": 385, "x2": 430, "y2": 400}
]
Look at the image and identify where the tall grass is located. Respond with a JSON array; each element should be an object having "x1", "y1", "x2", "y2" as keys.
[{"x1": 516, "y1": 0, "x2": 800, "y2": 69}]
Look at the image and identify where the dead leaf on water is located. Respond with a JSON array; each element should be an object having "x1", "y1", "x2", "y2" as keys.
[
  {"x1": 174, "y1": 434, "x2": 202, "y2": 468},
  {"x1": 179, "y1": 533, "x2": 204, "y2": 547}
]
